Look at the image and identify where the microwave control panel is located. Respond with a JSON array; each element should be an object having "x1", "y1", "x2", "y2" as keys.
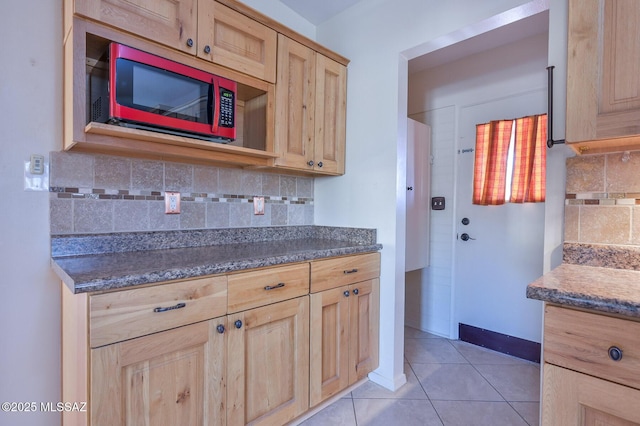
[{"x1": 219, "y1": 88, "x2": 235, "y2": 128}]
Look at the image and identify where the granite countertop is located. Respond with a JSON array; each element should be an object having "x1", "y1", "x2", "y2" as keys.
[
  {"x1": 527, "y1": 243, "x2": 640, "y2": 318},
  {"x1": 51, "y1": 226, "x2": 382, "y2": 294}
]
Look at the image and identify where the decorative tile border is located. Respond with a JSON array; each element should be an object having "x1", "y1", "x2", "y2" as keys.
[
  {"x1": 565, "y1": 193, "x2": 640, "y2": 205},
  {"x1": 50, "y1": 186, "x2": 314, "y2": 206}
]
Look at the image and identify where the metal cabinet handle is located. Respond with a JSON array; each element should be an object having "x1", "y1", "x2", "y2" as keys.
[
  {"x1": 264, "y1": 283, "x2": 285, "y2": 291},
  {"x1": 186, "y1": 38, "x2": 194, "y2": 47},
  {"x1": 608, "y1": 346, "x2": 623, "y2": 361},
  {"x1": 216, "y1": 324, "x2": 225, "y2": 334},
  {"x1": 353, "y1": 288, "x2": 359, "y2": 295},
  {"x1": 307, "y1": 160, "x2": 314, "y2": 167},
  {"x1": 203, "y1": 45, "x2": 211, "y2": 54},
  {"x1": 235, "y1": 320, "x2": 243, "y2": 329},
  {"x1": 343, "y1": 291, "x2": 350, "y2": 297},
  {"x1": 317, "y1": 162, "x2": 323, "y2": 168},
  {"x1": 343, "y1": 269, "x2": 358, "y2": 274},
  {"x1": 153, "y1": 302, "x2": 186, "y2": 313}
]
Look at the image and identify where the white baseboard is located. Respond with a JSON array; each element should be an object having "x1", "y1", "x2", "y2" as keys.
[{"x1": 367, "y1": 370, "x2": 407, "y2": 392}]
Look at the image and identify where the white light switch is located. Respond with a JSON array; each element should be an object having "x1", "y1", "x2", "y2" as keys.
[{"x1": 30, "y1": 154, "x2": 45, "y2": 175}]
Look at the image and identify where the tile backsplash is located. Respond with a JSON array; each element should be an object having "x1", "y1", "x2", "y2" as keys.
[
  {"x1": 565, "y1": 150, "x2": 640, "y2": 245},
  {"x1": 49, "y1": 152, "x2": 313, "y2": 234}
]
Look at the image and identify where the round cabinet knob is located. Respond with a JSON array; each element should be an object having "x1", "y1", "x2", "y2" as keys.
[
  {"x1": 461, "y1": 233, "x2": 470, "y2": 241},
  {"x1": 234, "y1": 320, "x2": 243, "y2": 329},
  {"x1": 461, "y1": 217, "x2": 470, "y2": 225},
  {"x1": 608, "y1": 346, "x2": 623, "y2": 361},
  {"x1": 203, "y1": 45, "x2": 211, "y2": 54},
  {"x1": 186, "y1": 38, "x2": 194, "y2": 48},
  {"x1": 343, "y1": 290, "x2": 350, "y2": 297},
  {"x1": 216, "y1": 324, "x2": 225, "y2": 334},
  {"x1": 307, "y1": 160, "x2": 314, "y2": 167},
  {"x1": 353, "y1": 288, "x2": 359, "y2": 295},
  {"x1": 317, "y1": 162, "x2": 323, "y2": 168}
]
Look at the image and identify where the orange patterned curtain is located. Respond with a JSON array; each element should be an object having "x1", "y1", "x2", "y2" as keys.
[
  {"x1": 473, "y1": 114, "x2": 546, "y2": 206},
  {"x1": 510, "y1": 114, "x2": 547, "y2": 203},
  {"x1": 472, "y1": 120, "x2": 513, "y2": 205}
]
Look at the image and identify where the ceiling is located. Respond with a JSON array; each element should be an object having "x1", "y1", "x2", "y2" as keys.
[
  {"x1": 278, "y1": 0, "x2": 362, "y2": 25},
  {"x1": 278, "y1": 1, "x2": 549, "y2": 72}
]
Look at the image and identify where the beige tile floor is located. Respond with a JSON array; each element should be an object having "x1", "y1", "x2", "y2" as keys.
[{"x1": 300, "y1": 326, "x2": 540, "y2": 426}]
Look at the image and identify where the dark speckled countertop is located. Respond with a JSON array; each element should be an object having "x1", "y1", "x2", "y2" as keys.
[
  {"x1": 526, "y1": 243, "x2": 640, "y2": 318},
  {"x1": 51, "y1": 226, "x2": 382, "y2": 294}
]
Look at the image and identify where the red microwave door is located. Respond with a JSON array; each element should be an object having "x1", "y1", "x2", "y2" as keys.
[{"x1": 109, "y1": 43, "x2": 235, "y2": 141}]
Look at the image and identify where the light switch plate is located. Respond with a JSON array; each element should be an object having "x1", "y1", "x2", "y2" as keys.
[
  {"x1": 30, "y1": 154, "x2": 45, "y2": 175},
  {"x1": 165, "y1": 191, "x2": 181, "y2": 214}
]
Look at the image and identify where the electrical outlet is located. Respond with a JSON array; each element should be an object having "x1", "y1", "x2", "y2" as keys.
[
  {"x1": 165, "y1": 191, "x2": 181, "y2": 214},
  {"x1": 253, "y1": 197, "x2": 265, "y2": 215}
]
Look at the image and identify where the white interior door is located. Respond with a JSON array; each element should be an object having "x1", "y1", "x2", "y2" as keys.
[
  {"x1": 406, "y1": 118, "x2": 431, "y2": 272},
  {"x1": 453, "y1": 91, "x2": 545, "y2": 342}
]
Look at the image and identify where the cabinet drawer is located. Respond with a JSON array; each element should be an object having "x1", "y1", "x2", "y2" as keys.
[
  {"x1": 544, "y1": 305, "x2": 640, "y2": 390},
  {"x1": 311, "y1": 252, "x2": 380, "y2": 293},
  {"x1": 227, "y1": 264, "x2": 309, "y2": 313},
  {"x1": 90, "y1": 276, "x2": 227, "y2": 347}
]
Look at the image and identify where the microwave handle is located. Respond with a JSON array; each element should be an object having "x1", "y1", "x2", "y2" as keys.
[{"x1": 210, "y1": 77, "x2": 220, "y2": 134}]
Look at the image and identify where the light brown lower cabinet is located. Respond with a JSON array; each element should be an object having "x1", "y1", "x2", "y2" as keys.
[
  {"x1": 309, "y1": 278, "x2": 380, "y2": 407},
  {"x1": 541, "y1": 304, "x2": 640, "y2": 425},
  {"x1": 62, "y1": 253, "x2": 380, "y2": 426},
  {"x1": 227, "y1": 296, "x2": 309, "y2": 426},
  {"x1": 91, "y1": 318, "x2": 227, "y2": 426},
  {"x1": 543, "y1": 364, "x2": 640, "y2": 425}
]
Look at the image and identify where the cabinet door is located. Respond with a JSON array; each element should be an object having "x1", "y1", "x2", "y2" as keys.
[
  {"x1": 349, "y1": 279, "x2": 379, "y2": 383},
  {"x1": 91, "y1": 318, "x2": 227, "y2": 426},
  {"x1": 309, "y1": 286, "x2": 351, "y2": 407},
  {"x1": 73, "y1": 0, "x2": 197, "y2": 54},
  {"x1": 274, "y1": 34, "x2": 317, "y2": 172},
  {"x1": 198, "y1": 1, "x2": 277, "y2": 82},
  {"x1": 227, "y1": 297, "x2": 309, "y2": 426},
  {"x1": 567, "y1": 0, "x2": 640, "y2": 146},
  {"x1": 314, "y1": 54, "x2": 347, "y2": 175},
  {"x1": 542, "y1": 364, "x2": 640, "y2": 425}
]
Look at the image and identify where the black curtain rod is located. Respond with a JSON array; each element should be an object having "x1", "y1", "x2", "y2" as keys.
[{"x1": 546, "y1": 66, "x2": 565, "y2": 148}]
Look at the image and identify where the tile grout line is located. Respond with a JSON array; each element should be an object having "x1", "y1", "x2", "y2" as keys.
[
  {"x1": 405, "y1": 337, "x2": 450, "y2": 425},
  {"x1": 449, "y1": 339, "x2": 536, "y2": 425}
]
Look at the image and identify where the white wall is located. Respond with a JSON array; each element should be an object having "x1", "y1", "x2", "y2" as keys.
[
  {"x1": 236, "y1": 0, "x2": 317, "y2": 39},
  {"x1": 313, "y1": 0, "x2": 563, "y2": 390},
  {"x1": 0, "y1": 2, "x2": 62, "y2": 425},
  {"x1": 546, "y1": 0, "x2": 573, "y2": 272}
]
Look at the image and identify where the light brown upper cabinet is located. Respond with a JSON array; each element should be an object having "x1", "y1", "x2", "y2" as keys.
[
  {"x1": 275, "y1": 35, "x2": 347, "y2": 175},
  {"x1": 566, "y1": 0, "x2": 640, "y2": 154},
  {"x1": 198, "y1": 1, "x2": 277, "y2": 83},
  {"x1": 69, "y1": 0, "x2": 198, "y2": 54},
  {"x1": 65, "y1": 0, "x2": 348, "y2": 172},
  {"x1": 70, "y1": 0, "x2": 277, "y2": 83}
]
